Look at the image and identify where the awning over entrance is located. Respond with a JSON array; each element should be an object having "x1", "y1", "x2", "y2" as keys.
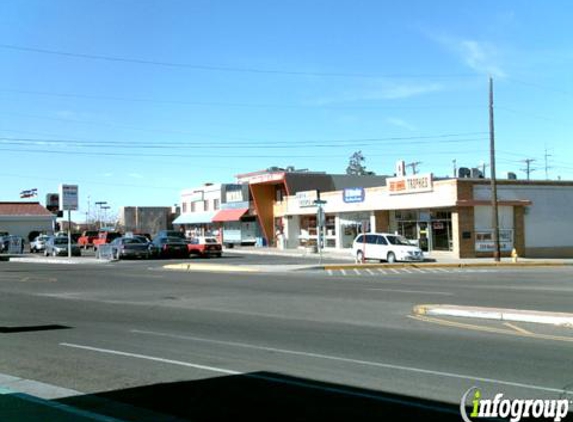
[
  {"x1": 212, "y1": 208, "x2": 248, "y2": 222},
  {"x1": 172, "y1": 211, "x2": 216, "y2": 225}
]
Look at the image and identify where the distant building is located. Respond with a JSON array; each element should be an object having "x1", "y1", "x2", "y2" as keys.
[
  {"x1": 0, "y1": 202, "x2": 55, "y2": 240},
  {"x1": 119, "y1": 206, "x2": 175, "y2": 235}
]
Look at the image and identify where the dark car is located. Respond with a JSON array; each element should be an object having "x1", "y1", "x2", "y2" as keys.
[
  {"x1": 110, "y1": 237, "x2": 150, "y2": 259},
  {"x1": 0, "y1": 235, "x2": 25, "y2": 254},
  {"x1": 155, "y1": 230, "x2": 186, "y2": 240},
  {"x1": 150, "y1": 236, "x2": 189, "y2": 259}
]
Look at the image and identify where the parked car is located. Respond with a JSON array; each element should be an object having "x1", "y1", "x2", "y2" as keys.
[
  {"x1": 78, "y1": 230, "x2": 100, "y2": 248},
  {"x1": 187, "y1": 236, "x2": 222, "y2": 258},
  {"x1": 93, "y1": 231, "x2": 122, "y2": 250},
  {"x1": 149, "y1": 236, "x2": 189, "y2": 259},
  {"x1": 352, "y1": 233, "x2": 423, "y2": 263},
  {"x1": 30, "y1": 235, "x2": 51, "y2": 253},
  {"x1": 155, "y1": 230, "x2": 186, "y2": 240},
  {"x1": 110, "y1": 237, "x2": 150, "y2": 259},
  {"x1": 0, "y1": 235, "x2": 25, "y2": 254},
  {"x1": 44, "y1": 236, "x2": 81, "y2": 257}
]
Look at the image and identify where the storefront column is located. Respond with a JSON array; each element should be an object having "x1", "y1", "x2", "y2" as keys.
[
  {"x1": 369, "y1": 212, "x2": 376, "y2": 233},
  {"x1": 374, "y1": 210, "x2": 390, "y2": 232},
  {"x1": 335, "y1": 214, "x2": 343, "y2": 249},
  {"x1": 453, "y1": 207, "x2": 475, "y2": 258},
  {"x1": 513, "y1": 206, "x2": 525, "y2": 256}
]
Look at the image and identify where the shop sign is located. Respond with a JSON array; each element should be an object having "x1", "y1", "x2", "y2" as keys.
[
  {"x1": 59, "y1": 184, "x2": 78, "y2": 211},
  {"x1": 296, "y1": 190, "x2": 319, "y2": 208},
  {"x1": 237, "y1": 172, "x2": 284, "y2": 184},
  {"x1": 46, "y1": 193, "x2": 59, "y2": 213},
  {"x1": 225, "y1": 185, "x2": 244, "y2": 203},
  {"x1": 387, "y1": 173, "x2": 433, "y2": 195},
  {"x1": 343, "y1": 187, "x2": 365, "y2": 203},
  {"x1": 475, "y1": 230, "x2": 513, "y2": 252}
]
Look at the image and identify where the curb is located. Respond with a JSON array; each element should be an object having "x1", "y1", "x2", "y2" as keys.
[
  {"x1": 9, "y1": 257, "x2": 107, "y2": 265},
  {"x1": 322, "y1": 261, "x2": 573, "y2": 271},
  {"x1": 413, "y1": 304, "x2": 573, "y2": 327},
  {"x1": 163, "y1": 263, "x2": 260, "y2": 273}
]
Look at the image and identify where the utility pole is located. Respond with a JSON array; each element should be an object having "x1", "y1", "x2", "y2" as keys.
[
  {"x1": 544, "y1": 147, "x2": 552, "y2": 180},
  {"x1": 520, "y1": 158, "x2": 536, "y2": 180},
  {"x1": 479, "y1": 161, "x2": 489, "y2": 177},
  {"x1": 489, "y1": 76, "x2": 501, "y2": 262},
  {"x1": 406, "y1": 161, "x2": 422, "y2": 175},
  {"x1": 452, "y1": 159, "x2": 457, "y2": 178}
]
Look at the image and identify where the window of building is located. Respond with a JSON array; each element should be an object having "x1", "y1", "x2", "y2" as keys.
[
  {"x1": 191, "y1": 202, "x2": 196, "y2": 212},
  {"x1": 204, "y1": 200, "x2": 209, "y2": 211},
  {"x1": 182, "y1": 202, "x2": 187, "y2": 213},
  {"x1": 214, "y1": 199, "x2": 220, "y2": 210}
]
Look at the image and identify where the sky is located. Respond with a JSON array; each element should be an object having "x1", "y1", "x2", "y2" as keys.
[{"x1": 0, "y1": 0, "x2": 571, "y2": 222}]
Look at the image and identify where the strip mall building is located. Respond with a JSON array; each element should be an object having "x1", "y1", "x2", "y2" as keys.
[{"x1": 237, "y1": 169, "x2": 573, "y2": 258}]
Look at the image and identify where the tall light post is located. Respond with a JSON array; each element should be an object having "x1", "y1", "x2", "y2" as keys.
[
  {"x1": 94, "y1": 201, "x2": 107, "y2": 230},
  {"x1": 101, "y1": 205, "x2": 111, "y2": 229}
]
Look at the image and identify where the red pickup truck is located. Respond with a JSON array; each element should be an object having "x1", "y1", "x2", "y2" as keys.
[
  {"x1": 77, "y1": 230, "x2": 100, "y2": 248},
  {"x1": 92, "y1": 231, "x2": 122, "y2": 250},
  {"x1": 187, "y1": 236, "x2": 222, "y2": 258}
]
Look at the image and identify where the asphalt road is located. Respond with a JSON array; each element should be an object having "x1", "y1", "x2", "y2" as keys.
[{"x1": 0, "y1": 261, "x2": 572, "y2": 421}]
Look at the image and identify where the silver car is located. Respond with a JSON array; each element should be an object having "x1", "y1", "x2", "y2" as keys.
[
  {"x1": 44, "y1": 236, "x2": 81, "y2": 257},
  {"x1": 30, "y1": 235, "x2": 51, "y2": 253}
]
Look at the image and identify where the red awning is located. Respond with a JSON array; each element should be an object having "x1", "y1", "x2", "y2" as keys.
[{"x1": 212, "y1": 208, "x2": 249, "y2": 222}]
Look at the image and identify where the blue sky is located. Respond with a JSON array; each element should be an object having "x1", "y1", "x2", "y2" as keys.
[{"x1": 0, "y1": 0, "x2": 571, "y2": 221}]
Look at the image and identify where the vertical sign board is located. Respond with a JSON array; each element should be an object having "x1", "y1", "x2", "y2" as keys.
[{"x1": 59, "y1": 185, "x2": 79, "y2": 211}]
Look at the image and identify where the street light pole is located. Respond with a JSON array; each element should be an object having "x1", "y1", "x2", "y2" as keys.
[{"x1": 489, "y1": 76, "x2": 501, "y2": 262}]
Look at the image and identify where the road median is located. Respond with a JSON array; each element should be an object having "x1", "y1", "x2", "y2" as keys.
[{"x1": 413, "y1": 304, "x2": 573, "y2": 327}]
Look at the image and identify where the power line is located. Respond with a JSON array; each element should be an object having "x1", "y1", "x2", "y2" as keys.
[
  {"x1": 0, "y1": 135, "x2": 488, "y2": 149},
  {"x1": 0, "y1": 88, "x2": 484, "y2": 110},
  {"x1": 0, "y1": 43, "x2": 478, "y2": 79}
]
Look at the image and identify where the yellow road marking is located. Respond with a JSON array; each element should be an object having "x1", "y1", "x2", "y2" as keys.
[
  {"x1": 503, "y1": 322, "x2": 533, "y2": 335},
  {"x1": 408, "y1": 314, "x2": 573, "y2": 344}
]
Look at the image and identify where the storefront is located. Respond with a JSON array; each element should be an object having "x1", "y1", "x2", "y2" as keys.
[{"x1": 390, "y1": 209, "x2": 453, "y2": 252}]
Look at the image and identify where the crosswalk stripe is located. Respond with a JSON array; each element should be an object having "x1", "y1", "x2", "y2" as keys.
[
  {"x1": 391, "y1": 268, "x2": 400, "y2": 274},
  {"x1": 437, "y1": 268, "x2": 450, "y2": 273},
  {"x1": 340, "y1": 269, "x2": 347, "y2": 276},
  {"x1": 366, "y1": 269, "x2": 375, "y2": 275},
  {"x1": 412, "y1": 268, "x2": 426, "y2": 273},
  {"x1": 354, "y1": 269, "x2": 361, "y2": 275},
  {"x1": 377, "y1": 268, "x2": 387, "y2": 274},
  {"x1": 327, "y1": 270, "x2": 333, "y2": 276},
  {"x1": 402, "y1": 268, "x2": 413, "y2": 274}
]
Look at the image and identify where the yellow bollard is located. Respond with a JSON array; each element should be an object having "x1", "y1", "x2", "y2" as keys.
[{"x1": 511, "y1": 248, "x2": 518, "y2": 263}]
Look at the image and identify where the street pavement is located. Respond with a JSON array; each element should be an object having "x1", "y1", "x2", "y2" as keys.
[{"x1": 0, "y1": 259, "x2": 572, "y2": 421}]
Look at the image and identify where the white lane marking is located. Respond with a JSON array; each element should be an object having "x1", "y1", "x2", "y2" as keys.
[
  {"x1": 437, "y1": 268, "x2": 450, "y2": 273},
  {"x1": 127, "y1": 330, "x2": 572, "y2": 395},
  {"x1": 365, "y1": 269, "x2": 375, "y2": 276},
  {"x1": 402, "y1": 268, "x2": 413, "y2": 274},
  {"x1": 353, "y1": 269, "x2": 361, "y2": 275},
  {"x1": 412, "y1": 268, "x2": 426, "y2": 273},
  {"x1": 366, "y1": 289, "x2": 453, "y2": 296},
  {"x1": 377, "y1": 268, "x2": 387, "y2": 274},
  {"x1": 327, "y1": 270, "x2": 333, "y2": 276},
  {"x1": 340, "y1": 269, "x2": 347, "y2": 276},
  {"x1": 60, "y1": 342, "x2": 457, "y2": 414},
  {"x1": 426, "y1": 268, "x2": 440, "y2": 273},
  {"x1": 60, "y1": 343, "x2": 239, "y2": 375},
  {"x1": 390, "y1": 268, "x2": 400, "y2": 274}
]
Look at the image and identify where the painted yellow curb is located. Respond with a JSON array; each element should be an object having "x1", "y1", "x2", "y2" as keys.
[{"x1": 163, "y1": 263, "x2": 260, "y2": 273}]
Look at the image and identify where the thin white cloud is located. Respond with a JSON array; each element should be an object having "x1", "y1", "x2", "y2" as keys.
[
  {"x1": 386, "y1": 117, "x2": 416, "y2": 131},
  {"x1": 312, "y1": 81, "x2": 443, "y2": 105},
  {"x1": 432, "y1": 33, "x2": 506, "y2": 77}
]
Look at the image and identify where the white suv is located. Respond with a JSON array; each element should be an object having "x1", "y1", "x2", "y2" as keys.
[{"x1": 352, "y1": 233, "x2": 423, "y2": 263}]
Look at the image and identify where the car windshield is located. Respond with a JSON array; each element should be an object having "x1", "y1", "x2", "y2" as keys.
[
  {"x1": 54, "y1": 238, "x2": 69, "y2": 245},
  {"x1": 124, "y1": 238, "x2": 143, "y2": 244},
  {"x1": 386, "y1": 235, "x2": 411, "y2": 246}
]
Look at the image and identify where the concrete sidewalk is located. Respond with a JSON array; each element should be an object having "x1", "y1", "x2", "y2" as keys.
[{"x1": 223, "y1": 246, "x2": 573, "y2": 268}]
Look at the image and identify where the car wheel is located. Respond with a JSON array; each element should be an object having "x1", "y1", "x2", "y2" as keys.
[
  {"x1": 215, "y1": 253, "x2": 222, "y2": 258},
  {"x1": 387, "y1": 252, "x2": 396, "y2": 263},
  {"x1": 356, "y1": 250, "x2": 364, "y2": 263},
  {"x1": 44, "y1": 250, "x2": 49, "y2": 257}
]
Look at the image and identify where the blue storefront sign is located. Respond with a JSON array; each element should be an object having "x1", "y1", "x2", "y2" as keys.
[{"x1": 343, "y1": 187, "x2": 365, "y2": 203}]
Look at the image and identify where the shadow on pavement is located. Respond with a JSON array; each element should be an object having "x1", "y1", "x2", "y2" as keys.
[
  {"x1": 53, "y1": 372, "x2": 471, "y2": 422},
  {"x1": 0, "y1": 324, "x2": 72, "y2": 334}
]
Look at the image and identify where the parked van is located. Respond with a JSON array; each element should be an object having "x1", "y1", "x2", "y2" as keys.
[{"x1": 352, "y1": 233, "x2": 423, "y2": 263}]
